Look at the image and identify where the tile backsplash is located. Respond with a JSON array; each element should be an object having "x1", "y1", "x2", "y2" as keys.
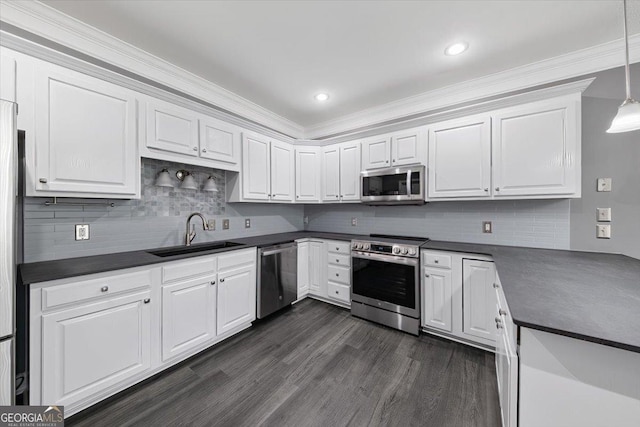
[
  {"x1": 23, "y1": 158, "x2": 304, "y2": 262},
  {"x1": 305, "y1": 199, "x2": 570, "y2": 249}
]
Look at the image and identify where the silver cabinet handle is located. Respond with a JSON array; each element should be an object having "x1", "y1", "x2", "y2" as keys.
[
  {"x1": 220, "y1": 278, "x2": 225, "y2": 282},
  {"x1": 499, "y1": 309, "x2": 507, "y2": 316},
  {"x1": 193, "y1": 147, "x2": 198, "y2": 151},
  {"x1": 336, "y1": 259, "x2": 339, "y2": 263},
  {"x1": 296, "y1": 195, "x2": 299, "y2": 199},
  {"x1": 335, "y1": 273, "x2": 339, "y2": 277},
  {"x1": 434, "y1": 259, "x2": 439, "y2": 264},
  {"x1": 101, "y1": 286, "x2": 109, "y2": 292},
  {"x1": 425, "y1": 273, "x2": 430, "y2": 277},
  {"x1": 335, "y1": 195, "x2": 339, "y2": 198},
  {"x1": 495, "y1": 187, "x2": 500, "y2": 191},
  {"x1": 336, "y1": 247, "x2": 340, "y2": 251},
  {"x1": 202, "y1": 148, "x2": 207, "y2": 153},
  {"x1": 144, "y1": 298, "x2": 151, "y2": 304},
  {"x1": 385, "y1": 160, "x2": 389, "y2": 163},
  {"x1": 484, "y1": 188, "x2": 489, "y2": 192},
  {"x1": 493, "y1": 283, "x2": 499, "y2": 289},
  {"x1": 335, "y1": 290, "x2": 339, "y2": 294},
  {"x1": 39, "y1": 178, "x2": 48, "y2": 183},
  {"x1": 211, "y1": 280, "x2": 216, "y2": 285}
]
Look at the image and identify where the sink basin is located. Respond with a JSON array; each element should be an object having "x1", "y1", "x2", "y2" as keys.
[{"x1": 147, "y1": 241, "x2": 244, "y2": 257}]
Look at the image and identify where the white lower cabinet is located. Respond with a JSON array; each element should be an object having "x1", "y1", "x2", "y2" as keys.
[
  {"x1": 41, "y1": 290, "x2": 152, "y2": 407},
  {"x1": 421, "y1": 268, "x2": 453, "y2": 332},
  {"x1": 495, "y1": 280, "x2": 518, "y2": 427},
  {"x1": 308, "y1": 240, "x2": 327, "y2": 297},
  {"x1": 161, "y1": 276, "x2": 217, "y2": 361},
  {"x1": 30, "y1": 247, "x2": 257, "y2": 417},
  {"x1": 462, "y1": 259, "x2": 497, "y2": 342},
  {"x1": 296, "y1": 241, "x2": 310, "y2": 298}
]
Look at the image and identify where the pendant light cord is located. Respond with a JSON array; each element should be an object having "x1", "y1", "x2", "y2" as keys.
[{"x1": 623, "y1": 0, "x2": 631, "y2": 100}]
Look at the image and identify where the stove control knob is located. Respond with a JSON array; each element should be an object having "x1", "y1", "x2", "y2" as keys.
[
  {"x1": 393, "y1": 247, "x2": 400, "y2": 254},
  {"x1": 401, "y1": 247, "x2": 408, "y2": 255},
  {"x1": 364, "y1": 243, "x2": 371, "y2": 251},
  {"x1": 357, "y1": 243, "x2": 363, "y2": 250},
  {"x1": 408, "y1": 248, "x2": 417, "y2": 256},
  {"x1": 352, "y1": 242, "x2": 358, "y2": 249}
]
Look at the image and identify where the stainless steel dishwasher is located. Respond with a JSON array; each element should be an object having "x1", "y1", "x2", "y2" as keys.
[{"x1": 257, "y1": 242, "x2": 298, "y2": 319}]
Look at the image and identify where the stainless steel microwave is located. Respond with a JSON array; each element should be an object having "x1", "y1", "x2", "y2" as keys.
[{"x1": 360, "y1": 165, "x2": 425, "y2": 205}]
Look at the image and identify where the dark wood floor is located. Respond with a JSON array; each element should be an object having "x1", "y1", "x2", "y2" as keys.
[{"x1": 67, "y1": 299, "x2": 500, "y2": 427}]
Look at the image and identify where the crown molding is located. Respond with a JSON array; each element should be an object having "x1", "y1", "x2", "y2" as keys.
[
  {"x1": 304, "y1": 34, "x2": 640, "y2": 139},
  {"x1": 0, "y1": 0, "x2": 305, "y2": 138}
]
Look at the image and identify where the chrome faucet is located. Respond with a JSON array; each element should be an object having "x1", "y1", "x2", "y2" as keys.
[{"x1": 185, "y1": 212, "x2": 210, "y2": 246}]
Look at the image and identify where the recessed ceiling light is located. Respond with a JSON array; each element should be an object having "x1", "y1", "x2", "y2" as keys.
[
  {"x1": 315, "y1": 93, "x2": 329, "y2": 102},
  {"x1": 444, "y1": 42, "x2": 469, "y2": 56}
]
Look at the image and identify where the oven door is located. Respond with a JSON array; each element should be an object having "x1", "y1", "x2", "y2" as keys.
[{"x1": 351, "y1": 252, "x2": 420, "y2": 318}]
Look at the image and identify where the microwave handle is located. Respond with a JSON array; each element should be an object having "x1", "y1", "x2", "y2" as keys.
[{"x1": 406, "y1": 169, "x2": 412, "y2": 196}]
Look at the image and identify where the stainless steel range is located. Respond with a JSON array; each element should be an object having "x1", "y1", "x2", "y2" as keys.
[{"x1": 350, "y1": 235, "x2": 428, "y2": 335}]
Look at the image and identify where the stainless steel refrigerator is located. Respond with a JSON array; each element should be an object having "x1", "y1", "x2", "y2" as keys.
[{"x1": 0, "y1": 98, "x2": 18, "y2": 405}]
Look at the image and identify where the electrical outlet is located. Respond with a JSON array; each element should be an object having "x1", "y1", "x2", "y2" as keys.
[
  {"x1": 75, "y1": 224, "x2": 90, "y2": 241},
  {"x1": 245, "y1": 218, "x2": 251, "y2": 229},
  {"x1": 303, "y1": 216, "x2": 309, "y2": 225},
  {"x1": 207, "y1": 219, "x2": 216, "y2": 230},
  {"x1": 482, "y1": 221, "x2": 492, "y2": 234},
  {"x1": 596, "y1": 224, "x2": 611, "y2": 239},
  {"x1": 351, "y1": 217, "x2": 357, "y2": 226},
  {"x1": 222, "y1": 219, "x2": 230, "y2": 230},
  {"x1": 597, "y1": 178, "x2": 612, "y2": 192},
  {"x1": 596, "y1": 208, "x2": 611, "y2": 222}
]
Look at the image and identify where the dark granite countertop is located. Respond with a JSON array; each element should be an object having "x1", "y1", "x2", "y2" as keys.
[
  {"x1": 20, "y1": 232, "x2": 640, "y2": 353},
  {"x1": 421, "y1": 241, "x2": 640, "y2": 353}
]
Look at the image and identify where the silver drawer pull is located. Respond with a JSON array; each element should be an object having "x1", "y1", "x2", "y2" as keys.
[
  {"x1": 211, "y1": 280, "x2": 216, "y2": 285},
  {"x1": 193, "y1": 147, "x2": 198, "y2": 151},
  {"x1": 495, "y1": 187, "x2": 500, "y2": 191},
  {"x1": 144, "y1": 298, "x2": 151, "y2": 304},
  {"x1": 336, "y1": 247, "x2": 340, "y2": 251},
  {"x1": 335, "y1": 290, "x2": 339, "y2": 294},
  {"x1": 101, "y1": 286, "x2": 109, "y2": 292},
  {"x1": 493, "y1": 283, "x2": 499, "y2": 289},
  {"x1": 425, "y1": 273, "x2": 430, "y2": 277},
  {"x1": 499, "y1": 309, "x2": 507, "y2": 316},
  {"x1": 434, "y1": 259, "x2": 439, "y2": 264},
  {"x1": 220, "y1": 278, "x2": 225, "y2": 282},
  {"x1": 202, "y1": 148, "x2": 207, "y2": 153},
  {"x1": 496, "y1": 322, "x2": 503, "y2": 329},
  {"x1": 336, "y1": 259, "x2": 339, "y2": 263},
  {"x1": 39, "y1": 178, "x2": 48, "y2": 183},
  {"x1": 335, "y1": 273, "x2": 339, "y2": 277}
]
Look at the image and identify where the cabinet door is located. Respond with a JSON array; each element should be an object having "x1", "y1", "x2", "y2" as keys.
[
  {"x1": 297, "y1": 242, "x2": 310, "y2": 297},
  {"x1": 496, "y1": 315, "x2": 518, "y2": 427},
  {"x1": 199, "y1": 116, "x2": 241, "y2": 167},
  {"x1": 321, "y1": 145, "x2": 341, "y2": 202},
  {"x1": 339, "y1": 142, "x2": 361, "y2": 201},
  {"x1": 242, "y1": 131, "x2": 271, "y2": 200},
  {"x1": 41, "y1": 291, "x2": 151, "y2": 406},
  {"x1": 391, "y1": 127, "x2": 424, "y2": 167},
  {"x1": 217, "y1": 265, "x2": 256, "y2": 335},
  {"x1": 161, "y1": 276, "x2": 216, "y2": 361},
  {"x1": 422, "y1": 268, "x2": 453, "y2": 332},
  {"x1": 34, "y1": 65, "x2": 138, "y2": 196},
  {"x1": 295, "y1": 147, "x2": 321, "y2": 202},
  {"x1": 462, "y1": 260, "x2": 496, "y2": 342},
  {"x1": 308, "y1": 241, "x2": 326, "y2": 297},
  {"x1": 361, "y1": 135, "x2": 391, "y2": 170},
  {"x1": 428, "y1": 116, "x2": 491, "y2": 199},
  {"x1": 270, "y1": 140, "x2": 295, "y2": 202},
  {"x1": 492, "y1": 95, "x2": 579, "y2": 197},
  {"x1": 0, "y1": 339, "x2": 11, "y2": 406},
  {"x1": 145, "y1": 99, "x2": 199, "y2": 157}
]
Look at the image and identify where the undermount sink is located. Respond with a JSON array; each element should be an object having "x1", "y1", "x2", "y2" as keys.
[{"x1": 147, "y1": 241, "x2": 244, "y2": 257}]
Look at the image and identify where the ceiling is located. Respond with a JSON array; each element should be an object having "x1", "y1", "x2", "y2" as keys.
[{"x1": 40, "y1": 0, "x2": 640, "y2": 128}]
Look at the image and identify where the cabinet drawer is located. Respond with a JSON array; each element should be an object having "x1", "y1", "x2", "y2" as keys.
[
  {"x1": 326, "y1": 240, "x2": 351, "y2": 255},
  {"x1": 327, "y1": 282, "x2": 350, "y2": 304},
  {"x1": 423, "y1": 253, "x2": 452, "y2": 269},
  {"x1": 328, "y1": 264, "x2": 350, "y2": 285},
  {"x1": 218, "y1": 248, "x2": 256, "y2": 271},
  {"x1": 42, "y1": 269, "x2": 152, "y2": 310},
  {"x1": 162, "y1": 256, "x2": 217, "y2": 283},
  {"x1": 328, "y1": 253, "x2": 350, "y2": 267}
]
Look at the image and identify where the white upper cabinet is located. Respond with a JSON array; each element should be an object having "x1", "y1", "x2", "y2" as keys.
[
  {"x1": 491, "y1": 94, "x2": 580, "y2": 197},
  {"x1": 428, "y1": 115, "x2": 491, "y2": 199},
  {"x1": 339, "y1": 141, "x2": 361, "y2": 201},
  {"x1": 361, "y1": 135, "x2": 391, "y2": 169},
  {"x1": 241, "y1": 131, "x2": 271, "y2": 201},
  {"x1": 295, "y1": 146, "x2": 321, "y2": 202},
  {"x1": 362, "y1": 127, "x2": 426, "y2": 170},
  {"x1": 391, "y1": 127, "x2": 426, "y2": 167},
  {"x1": 199, "y1": 116, "x2": 241, "y2": 167},
  {"x1": 143, "y1": 97, "x2": 242, "y2": 172},
  {"x1": 270, "y1": 139, "x2": 295, "y2": 202},
  {"x1": 321, "y1": 141, "x2": 361, "y2": 203},
  {"x1": 321, "y1": 145, "x2": 341, "y2": 202},
  {"x1": 145, "y1": 98, "x2": 199, "y2": 157},
  {"x1": 32, "y1": 63, "x2": 139, "y2": 198}
]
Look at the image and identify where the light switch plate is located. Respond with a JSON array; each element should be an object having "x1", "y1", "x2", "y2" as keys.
[
  {"x1": 222, "y1": 219, "x2": 230, "y2": 230},
  {"x1": 482, "y1": 221, "x2": 492, "y2": 234},
  {"x1": 303, "y1": 216, "x2": 309, "y2": 225},
  {"x1": 75, "y1": 224, "x2": 90, "y2": 241},
  {"x1": 596, "y1": 224, "x2": 611, "y2": 239},
  {"x1": 245, "y1": 218, "x2": 251, "y2": 228},
  {"x1": 597, "y1": 178, "x2": 612, "y2": 192},
  {"x1": 351, "y1": 217, "x2": 357, "y2": 226},
  {"x1": 596, "y1": 208, "x2": 611, "y2": 222},
  {"x1": 207, "y1": 219, "x2": 216, "y2": 230}
]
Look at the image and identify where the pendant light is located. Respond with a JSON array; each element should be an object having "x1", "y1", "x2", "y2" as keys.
[
  {"x1": 155, "y1": 168, "x2": 173, "y2": 188},
  {"x1": 203, "y1": 176, "x2": 219, "y2": 192},
  {"x1": 607, "y1": 0, "x2": 640, "y2": 133},
  {"x1": 175, "y1": 170, "x2": 198, "y2": 190}
]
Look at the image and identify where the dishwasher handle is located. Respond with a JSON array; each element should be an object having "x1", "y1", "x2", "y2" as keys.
[{"x1": 260, "y1": 243, "x2": 297, "y2": 257}]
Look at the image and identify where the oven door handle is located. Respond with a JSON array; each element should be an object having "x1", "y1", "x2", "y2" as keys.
[{"x1": 351, "y1": 251, "x2": 419, "y2": 266}]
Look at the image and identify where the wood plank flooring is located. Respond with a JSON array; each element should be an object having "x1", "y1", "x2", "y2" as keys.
[{"x1": 67, "y1": 299, "x2": 501, "y2": 427}]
